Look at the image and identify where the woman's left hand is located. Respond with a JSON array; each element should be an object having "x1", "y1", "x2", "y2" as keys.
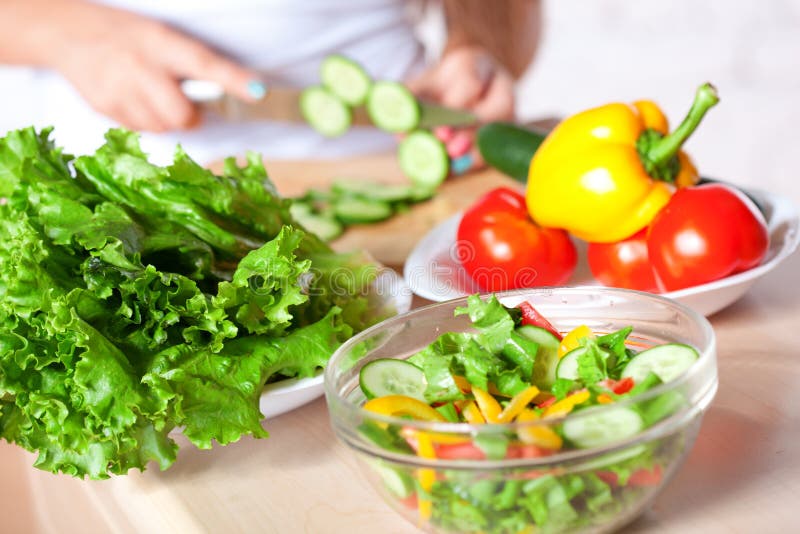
[{"x1": 407, "y1": 46, "x2": 515, "y2": 122}]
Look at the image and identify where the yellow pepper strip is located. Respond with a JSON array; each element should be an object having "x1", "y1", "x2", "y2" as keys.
[
  {"x1": 416, "y1": 432, "x2": 436, "y2": 523},
  {"x1": 516, "y1": 409, "x2": 563, "y2": 450},
  {"x1": 597, "y1": 394, "x2": 614, "y2": 404},
  {"x1": 401, "y1": 427, "x2": 470, "y2": 446},
  {"x1": 543, "y1": 390, "x2": 591, "y2": 419},
  {"x1": 497, "y1": 386, "x2": 540, "y2": 423},
  {"x1": 558, "y1": 325, "x2": 595, "y2": 358},
  {"x1": 526, "y1": 84, "x2": 719, "y2": 243},
  {"x1": 453, "y1": 375, "x2": 472, "y2": 393},
  {"x1": 363, "y1": 395, "x2": 446, "y2": 422},
  {"x1": 460, "y1": 400, "x2": 486, "y2": 424},
  {"x1": 472, "y1": 387, "x2": 503, "y2": 423}
]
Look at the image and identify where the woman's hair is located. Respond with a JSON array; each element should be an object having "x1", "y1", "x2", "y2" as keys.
[{"x1": 443, "y1": 0, "x2": 541, "y2": 78}]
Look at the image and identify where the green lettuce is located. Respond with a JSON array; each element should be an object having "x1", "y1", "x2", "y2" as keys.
[{"x1": 0, "y1": 127, "x2": 387, "y2": 478}]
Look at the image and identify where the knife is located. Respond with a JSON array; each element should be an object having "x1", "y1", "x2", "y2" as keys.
[{"x1": 180, "y1": 80, "x2": 479, "y2": 128}]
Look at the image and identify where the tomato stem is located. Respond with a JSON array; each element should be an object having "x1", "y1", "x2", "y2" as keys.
[{"x1": 647, "y1": 83, "x2": 719, "y2": 168}]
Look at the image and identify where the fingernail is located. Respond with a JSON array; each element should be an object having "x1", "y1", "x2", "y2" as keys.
[
  {"x1": 451, "y1": 154, "x2": 474, "y2": 175},
  {"x1": 433, "y1": 126, "x2": 455, "y2": 143},
  {"x1": 446, "y1": 131, "x2": 473, "y2": 158},
  {"x1": 247, "y1": 80, "x2": 268, "y2": 99}
]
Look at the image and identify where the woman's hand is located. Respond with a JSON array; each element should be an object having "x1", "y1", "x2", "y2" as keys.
[
  {"x1": 407, "y1": 46, "x2": 516, "y2": 175},
  {"x1": 407, "y1": 46, "x2": 515, "y2": 123},
  {"x1": 38, "y1": 1, "x2": 265, "y2": 132}
]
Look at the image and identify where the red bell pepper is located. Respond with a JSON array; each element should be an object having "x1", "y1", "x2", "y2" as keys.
[
  {"x1": 457, "y1": 187, "x2": 577, "y2": 291},
  {"x1": 518, "y1": 301, "x2": 562, "y2": 340},
  {"x1": 647, "y1": 184, "x2": 769, "y2": 291}
]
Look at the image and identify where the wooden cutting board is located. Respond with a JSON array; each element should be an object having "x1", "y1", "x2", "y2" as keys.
[{"x1": 211, "y1": 153, "x2": 520, "y2": 267}]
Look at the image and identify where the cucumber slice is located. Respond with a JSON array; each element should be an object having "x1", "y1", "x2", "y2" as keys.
[
  {"x1": 369, "y1": 460, "x2": 414, "y2": 499},
  {"x1": 621, "y1": 343, "x2": 699, "y2": 384},
  {"x1": 516, "y1": 325, "x2": 560, "y2": 389},
  {"x1": 295, "y1": 212, "x2": 343, "y2": 241},
  {"x1": 397, "y1": 131, "x2": 449, "y2": 189},
  {"x1": 321, "y1": 55, "x2": 372, "y2": 106},
  {"x1": 562, "y1": 406, "x2": 644, "y2": 449},
  {"x1": 476, "y1": 122, "x2": 547, "y2": 183},
  {"x1": 300, "y1": 86, "x2": 352, "y2": 137},
  {"x1": 333, "y1": 197, "x2": 393, "y2": 224},
  {"x1": 359, "y1": 359, "x2": 427, "y2": 401},
  {"x1": 555, "y1": 346, "x2": 584, "y2": 381},
  {"x1": 332, "y1": 181, "x2": 418, "y2": 203},
  {"x1": 578, "y1": 443, "x2": 648, "y2": 471},
  {"x1": 366, "y1": 81, "x2": 420, "y2": 133},
  {"x1": 556, "y1": 346, "x2": 612, "y2": 382}
]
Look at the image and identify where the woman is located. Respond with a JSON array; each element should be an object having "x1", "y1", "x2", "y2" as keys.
[{"x1": 0, "y1": 0, "x2": 540, "y2": 163}]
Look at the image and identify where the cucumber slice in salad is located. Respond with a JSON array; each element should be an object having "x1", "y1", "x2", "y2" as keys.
[
  {"x1": 556, "y1": 346, "x2": 613, "y2": 381},
  {"x1": 300, "y1": 86, "x2": 352, "y2": 137},
  {"x1": 397, "y1": 130, "x2": 449, "y2": 190},
  {"x1": 367, "y1": 81, "x2": 420, "y2": 133},
  {"x1": 516, "y1": 325, "x2": 560, "y2": 389},
  {"x1": 555, "y1": 346, "x2": 584, "y2": 381},
  {"x1": 621, "y1": 343, "x2": 699, "y2": 384},
  {"x1": 321, "y1": 55, "x2": 372, "y2": 106},
  {"x1": 370, "y1": 460, "x2": 414, "y2": 498},
  {"x1": 360, "y1": 359, "x2": 427, "y2": 401},
  {"x1": 562, "y1": 406, "x2": 644, "y2": 449}
]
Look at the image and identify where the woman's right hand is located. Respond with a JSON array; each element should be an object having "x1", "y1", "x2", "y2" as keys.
[{"x1": 41, "y1": 1, "x2": 265, "y2": 132}]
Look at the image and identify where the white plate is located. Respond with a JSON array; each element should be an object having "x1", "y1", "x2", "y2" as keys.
[
  {"x1": 403, "y1": 188, "x2": 799, "y2": 317},
  {"x1": 259, "y1": 267, "x2": 412, "y2": 419}
]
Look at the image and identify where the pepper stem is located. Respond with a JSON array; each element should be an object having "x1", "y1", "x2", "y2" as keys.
[{"x1": 647, "y1": 83, "x2": 719, "y2": 168}]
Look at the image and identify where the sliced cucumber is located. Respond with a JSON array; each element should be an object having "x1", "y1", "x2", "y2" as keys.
[
  {"x1": 555, "y1": 346, "x2": 584, "y2": 381},
  {"x1": 562, "y1": 406, "x2": 644, "y2": 449},
  {"x1": 577, "y1": 443, "x2": 648, "y2": 471},
  {"x1": 359, "y1": 359, "x2": 427, "y2": 401},
  {"x1": 397, "y1": 130, "x2": 449, "y2": 189},
  {"x1": 621, "y1": 343, "x2": 699, "y2": 384},
  {"x1": 369, "y1": 460, "x2": 414, "y2": 499},
  {"x1": 294, "y1": 213, "x2": 343, "y2": 241},
  {"x1": 321, "y1": 55, "x2": 372, "y2": 106},
  {"x1": 300, "y1": 86, "x2": 352, "y2": 137},
  {"x1": 366, "y1": 81, "x2": 420, "y2": 133},
  {"x1": 331, "y1": 181, "x2": 419, "y2": 203},
  {"x1": 556, "y1": 346, "x2": 612, "y2": 382},
  {"x1": 333, "y1": 197, "x2": 393, "y2": 224},
  {"x1": 516, "y1": 325, "x2": 560, "y2": 389}
]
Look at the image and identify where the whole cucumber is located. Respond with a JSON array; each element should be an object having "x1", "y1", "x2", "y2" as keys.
[{"x1": 476, "y1": 122, "x2": 548, "y2": 183}]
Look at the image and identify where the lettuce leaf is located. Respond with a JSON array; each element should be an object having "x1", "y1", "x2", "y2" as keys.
[{"x1": 0, "y1": 127, "x2": 387, "y2": 478}]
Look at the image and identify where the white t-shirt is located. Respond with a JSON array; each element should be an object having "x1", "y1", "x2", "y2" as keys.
[{"x1": 0, "y1": 0, "x2": 425, "y2": 164}]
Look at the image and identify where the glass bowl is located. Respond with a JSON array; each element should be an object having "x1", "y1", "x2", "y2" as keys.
[{"x1": 324, "y1": 287, "x2": 717, "y2": 533}]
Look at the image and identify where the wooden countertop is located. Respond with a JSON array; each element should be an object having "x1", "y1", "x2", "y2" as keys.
[{"x1": 3, "y1": 154, "x2": 800, "y2": 533}]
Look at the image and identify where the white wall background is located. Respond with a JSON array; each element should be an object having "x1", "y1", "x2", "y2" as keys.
[{"x1": 512, "y1": 0, "x2": 800, "y2": 204}]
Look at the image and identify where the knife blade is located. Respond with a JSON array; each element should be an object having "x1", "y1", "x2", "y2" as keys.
[{"x1": 180, "y1": 80, "x2": 478, "y2": 128}]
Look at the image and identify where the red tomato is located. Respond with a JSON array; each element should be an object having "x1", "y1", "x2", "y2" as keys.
[
  {"x1": 647, "y1": 184, "x2": 769, "y2": 291},
  {"x1": 457, "y1": 187, "x2": 577, "y2": 291},
  {"x1": 518, "y1": 302, "x2": 563, "y2": 340},
  {"x1": 587, "y1": 229, "x2": 661, "y2": 293},
  {"x1": 598, "y1": 377, "x2": 635, "y2": 395},
  {"x1": 627, "y1": 465, "x2": 663, "y2": 487}
]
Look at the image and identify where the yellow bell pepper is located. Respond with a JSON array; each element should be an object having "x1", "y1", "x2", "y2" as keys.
[
  {"x1": 472, "y1": 387, "x2": 503, "y2": 423},
  {"x1": 543, "y1": 390, "x2": 590, "y2": 418},
  {"x1": 527, "y1": 83, "x2": 719, "y2": 243},
  {"x1": 363, "y1": 395, "x2": 446, "y2": 422},
  {"x1": 516, "y1": 409, "x2": 563, "y2": 450},
  {"x1": 558, "y1": 325, "x2": 595, "y2": 358},
  {"x1": 497, "y1": 386, "x2": 540, "y2": 423}
]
